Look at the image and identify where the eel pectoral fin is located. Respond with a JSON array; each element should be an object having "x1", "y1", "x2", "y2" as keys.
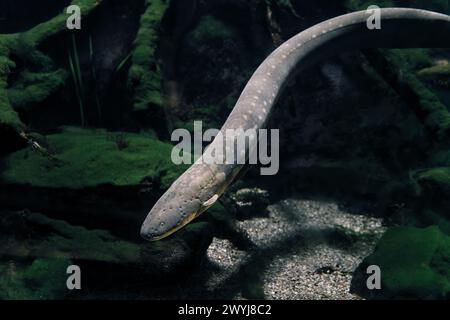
[{"x1": 202, "y1": 194, "x2": 219, "y2": 210}]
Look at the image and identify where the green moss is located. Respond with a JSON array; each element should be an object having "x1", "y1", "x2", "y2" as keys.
[
  {"x1": 0, "y1": 209, "x2": 214, "y2": 299},
  {"x1": 387, "y1": 49, "x2": 432, "y2": 71},
  {"x1": 203, "y1": 202, "x2": 241, "y2": 242},
  {"x1": 362, "y1": 226, "x2": 450, "y2": 299},
  {"x1": 1, "y1": 127, "x2": 187, "y2": 189},
  {"x1": 35, "y1": 213, "x2": 140, "y2": 262},
  {"x1": 415, "y1": 167, "x2": 450, "y2": 196},
  {"x1": 128, "y1": 0, "x2": 171, "y2": 111},
  {"x1": 0, "y1": 208, "x2": 175, "y2": 300},
  {"x1": 0, "y1": 0, "x2": 102, "y2": 133},
  {"x1": 360, "y1": 47, "x2": 450, "y2": 140},
  {"x1": 189, "y1": 16, "x2": 235, "y2": 45},
  {"x1": 1, "y1": 208, "x2": 213, "y2": 267},
  {"x1": 407, "y1": 72, "x2": 450, "y2": 138},
  {"x1": 379, "y1": 49, "x2": 450, "y2": 139},
  {"x1": 8, "y1": 70, "x2": 67, "y2": 108},
  {"x1": 341, "y1": 3, "x2": 450, "y2": 140},
  {"x1": 0, "y1": 258, "x2": 72, "y2": 300},
  {"x1": 208, "y1": 203, "x2": 233, "y2": 226},
  {"x1": 422, "y1": 210, "x2": 450, "y2": 235},
  {"x1": 0, "y1": 37, "x2": 24, "y2": 131},
  {"x1": 419, "y1": 64, "x2": 450, "y2": 78},
  {"x1": 0, "y1": 211, "x2": 143, "y2": 263},
  {"x1": 418, "y1": 64, "x2": 450, "y2": 88},
  {"x1": 19, "y1": 0, "x2": 102, "y2": 46},
  {"x1": 404, "y1": 156, "x2": 450, "y2": 232},
  {"x1": 185, "y1": 221, "x2": 210, "y2": 233}
]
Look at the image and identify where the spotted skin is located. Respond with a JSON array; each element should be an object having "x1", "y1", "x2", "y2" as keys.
[{"x1": 141, "y1": 8, "x2": 450, "y2": 241}]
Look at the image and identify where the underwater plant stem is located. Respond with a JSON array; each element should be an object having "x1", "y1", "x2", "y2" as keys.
[
  {"x1": 89, "y1": 36, "x2": 102, "y2": 122},
  {"x1": 68, "y1": 34, "x2": 85, "y2": 127},
  {"x1": 71, "y1": 34, "x2": 84, "y2": 99}
]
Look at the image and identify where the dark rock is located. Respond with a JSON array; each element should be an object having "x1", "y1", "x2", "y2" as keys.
[
  {"x1": 0, "y1": 210, "x2": 214, "y2": 298},
  {"x1": 230, "y1": 187, "x2": 270, "y2": 219}
]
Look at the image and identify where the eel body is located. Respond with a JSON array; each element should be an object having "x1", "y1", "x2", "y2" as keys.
[{"x1": 141, "y1": 8, "x2": 450, "y2": 241}]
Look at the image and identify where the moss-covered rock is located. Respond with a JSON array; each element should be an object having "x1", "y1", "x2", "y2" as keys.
[
  {"x1": 0, "y1": 257, "x2": 72, "y2": 300},
  {"x1": 418, "y1": 63, "x2": 450, "y2": 88},
  {"x1": 418, "y1": 63, "x2": 450, "y2": 78},
  {"x1": 18, "y1": 0, "x2": 103, "y2": 46},
  {"x1": 1, "y1": 126, "x2": 187, "y2": 189},
  {"x1": 231, "y1": 188, "x2": 270, "y2": 219},
  {"x1": 337, "y1": 5, "x2": 450, "y2": 296},
  {"x1": 8, "y1": 70, "x2": 68, "y2": 109},
  {"x1": 0, "y1": 127, "x2": 190, "y2": 235},
  {"x1": 1, "y1": 211, "x2": 139, "y2": 262},
  {"x1": 415, "y1": 167, "x2": 450, "y2": 197},
  {"x1": 0, "y1": 37, "x2": 24, "y2": 131},
  {"x1": 128, "y1": 0, "x2": 171, "y2": 112},
  {"x1": 0, "y1": 210, "x2": 214, "y2": 299},
  {"x1": 411, "y1": 167, "x2": 450, "y2": 227},
  {"x1": 351, "y1": 226, "x2": 450, "y2": 299},
  {"x1": 0, "y1": 210, "x2": 209, "y2": 267},
  {"x1": 342, "y1": 3, "x2": 450, "y2": 140},
  {"x1": 0, "y1": 0, "x2": 103, "y2": 147},
  {"x1": 373, "y1": 49, "x2": 450, "y2": 140}
]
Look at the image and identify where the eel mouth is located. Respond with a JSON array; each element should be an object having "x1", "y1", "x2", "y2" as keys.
[
  {"x1": 140, "y1": 210, "x2": 201, "y2": 242},
  {"x1": 141, "y1": 194, "x2": 220, "y2": 241}
]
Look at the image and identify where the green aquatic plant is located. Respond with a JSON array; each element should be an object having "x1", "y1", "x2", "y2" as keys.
[
  {"x1": 68, "y1": 34, "x2": 85, "y2": 127},
  {"x1": 115, "y1": 52, "x2": 132, "y2": 74},
  {"x1": 69, "y1": 34, "x2": 105, "y2": 126},
  {"x1": 89, "y1": 35, "x2": 102, "y2": 122}
]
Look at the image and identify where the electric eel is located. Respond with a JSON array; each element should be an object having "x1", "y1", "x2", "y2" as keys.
[{"x1": 141, "y1": 8, "x2": 450, "y2": 241}]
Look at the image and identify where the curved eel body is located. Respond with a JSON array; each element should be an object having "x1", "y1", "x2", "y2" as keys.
[{"x1": 141, "y1": 8, "x2": 450, "y2": 241}]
